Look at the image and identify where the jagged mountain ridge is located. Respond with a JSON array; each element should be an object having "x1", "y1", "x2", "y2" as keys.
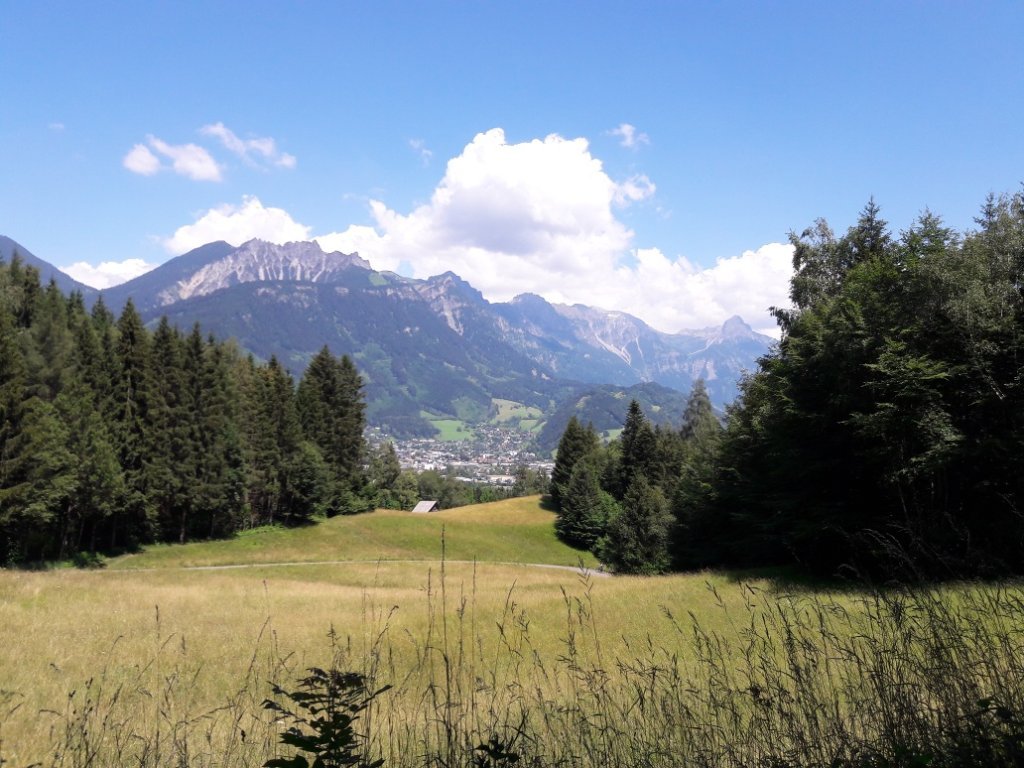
[
  {"x1": 495, "y1": 295, "x2": 769, "y2": 404},
  {"x1": 2, "y1": 236, "x2": 774, "y2": 436},
  {"x1": 390, "y1": 270, "x2": 771, "y2": 404},
  {"x1": 101, "y1": 239, "x2": 370, "y2": 313}
]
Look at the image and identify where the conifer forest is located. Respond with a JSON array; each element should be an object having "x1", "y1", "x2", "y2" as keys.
[
  {"x1": 552, "y1": 191, "x2": 1024, "y2": 580},
  {"x1": 0, "y1": 258, "x2": 370, "y2": 563}
]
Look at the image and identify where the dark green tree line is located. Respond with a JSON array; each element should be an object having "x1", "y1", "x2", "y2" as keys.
[
  {"x1": 705, "y1": 193, "x2": 1024, "y2": 578},
  {"x1": 552, "y1": 190, "x2": 1024, "y2": 579},
  {"x1": 0, "y1": 256, "x2": 373, "y2": 564},
  {"x1": 550, "y1": 386, "x2": 719, "y2": 574}
]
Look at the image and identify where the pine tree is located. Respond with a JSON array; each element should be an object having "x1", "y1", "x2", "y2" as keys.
[
  {"x1": 0, "y1": 307, "x2": 28, "y2": 563},
  {"x1": 61, "y1": 403, "x2": 124, "y2": 556},
  {"x1": 89, "y1": 295, "x2": 120, "y2": 424},
  {"x1": 512, "y1": 465, "x2": 549, "y2": 497},
  {"x1": 24, "y1": 280, "x2": 73, "y2": 401},
  {"x1": 336, "y1": 354, "x2": 367, "y2": 488},
  {"x1": 671, "y1": 379, "x2": 725, "y2": 569},
  {"x1": 680, "y1": 380, "x2": 716, "y2": 442},
  {"x1": 598, "y1": 475, "x2": 673, "y2": 574},
  {"x1": 281, "y1": 441, "x2": 331, "y2": 521},
  {"x1": 297, "y1": 347, "x2": 367, "y2": 513},
  {"x1": 0, "y1": 398, "x2": 75, "y2": 561},
  {"x1": 147, "y1": 318, "x2": 191, "y2": 542},
  {"x1": 261, "y1": 357, "x2": 304, "y2": 524},
  {"x1": 192, "y1": 335, "x2": 246, "y2": 538},
  {"x1": 555, "y1": 459, "x2": 616, "y2": 551},
  {"x1": 368, "y1": 441, "x2": 403, "y2": 508},
  {"x1": 617, "y1": 400, "x2": 656, "y2": 497},
  {"x1": 550, "y1": 415, "x2": 599, "y2": 509},
  {"x1": 5, "y1": 253, "x2": 42, "y2": 329},
  {"x1": 112, "y1": 299, "x2": 154, "y2": 548},
  {"x1": 649, "y1": 424, "x2": 686, "y2": 500}
]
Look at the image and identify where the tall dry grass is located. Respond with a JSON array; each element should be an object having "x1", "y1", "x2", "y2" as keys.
[{"x1": 4, "y1": 560, "x2": 1024, "y2": 767}]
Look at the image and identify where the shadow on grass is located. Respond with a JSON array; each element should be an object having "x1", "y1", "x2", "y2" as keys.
[
  {"x1": 717, "y1": 561, "x2": 1024, "y2": 600},
  {"x1": 715, "y1": 563, "x2": 897, "y2": 594}
]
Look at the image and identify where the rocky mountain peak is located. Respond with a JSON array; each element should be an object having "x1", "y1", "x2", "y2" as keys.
[
  {"x1": 415, "y1": 271, "x2": 488, "y2": 335},
  {"x1": 3, "y1": 233, "x2": 775, "y2": 422},
  {"x1": 233, "y1": 239, "x2": 370, "y2": 272},
  {"x1": 720, "y1": 314, "x2": 757, "y2": 340},
  {"x1": 153, "y1": 239, "x2": 369, "y2": 307},
  {"x1": 511, "y1": 292, "x2": 546, "y2": 306},
  {"x1": 428, "y1": 271, "x2": 484, "y2": 297}
]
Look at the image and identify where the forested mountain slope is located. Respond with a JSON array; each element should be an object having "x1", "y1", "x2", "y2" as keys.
[{"x1": 2, "y1": 237, "x2": 772, "y2": 435}]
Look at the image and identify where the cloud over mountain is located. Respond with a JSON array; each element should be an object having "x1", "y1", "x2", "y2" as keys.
[
  {"x1": 147, "y1": 128, "x2": 792, "y2": 336},
  {"x1": 63, "y1": 258, "x2": 158, "y2": 289},
  {"x1": 316, "y1": 127, "x2": 648, "y2": 295},
  {"x1": 162, "y1": 196, "x2": 312, "y2": 254},
  {"x1": 316, "y1": 128, "x2": 790, "y2": 335}
]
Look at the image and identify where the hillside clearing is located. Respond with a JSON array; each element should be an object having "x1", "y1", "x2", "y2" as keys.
[{"x1": 110, "y1": 496, "x2": 595, "y2": 570}]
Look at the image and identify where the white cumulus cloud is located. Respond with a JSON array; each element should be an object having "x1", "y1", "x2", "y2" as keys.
[
  {"x1": 123, "y1": 143, "x2": 161, "y2": 175},
  {"x1": 316, "y1": 128, "x2": 637, "y2": 293},
  {"x1": 63, "y1": 258, "x2": 157, "y2": 289},
  {"x1": 163, "y1": 129, "x2": 792, "y2": 334},
  {"x1": 148, "y1": 136, "x2": 222, "y2": 181},
  {"x1": 607, "y1": 244, "x2": 793, "y2": 337},
  {"x1": 200, "y1": 122, "x2": 296, "y2": 169},
  {"x1": 316, "y1": 128, "x2": 791, "y2": 335},
  {"x1": 162, "y1": 196, "x2": 312, "y2": 254},
  {"x1": 609, "y1": 123, "x2": 650, "y2": 149},
  {"x1": 123, "y1": 135, "x2": 222, "y2": 181}
]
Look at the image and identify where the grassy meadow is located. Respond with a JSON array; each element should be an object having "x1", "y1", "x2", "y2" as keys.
[
  {"x1": 109, "y1": 496, "x2": 596, "y2": 570},
  {"x1": 3, "y1": 497, "x2": 1024, "y2": 766}
]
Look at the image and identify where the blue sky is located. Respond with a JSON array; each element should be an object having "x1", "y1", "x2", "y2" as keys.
[{"x1": 2, "y1": 1, "x2": 1022, "y2": 335}]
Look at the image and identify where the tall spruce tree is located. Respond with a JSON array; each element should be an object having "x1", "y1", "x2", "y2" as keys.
[
  {"x1": 261, "y1": 356, "x2": 304, "y2": 524},
  {"x1": 616, "y1": 400, "x2": 656, "y2": 497},
  {"x1": 24, "y1": 281, "x2": 73, "y2": 402},
  {"x1": 672, "y1": 380, "x2": 725, "y2": 569},
  {"x1": 0, "y1": 307, "x2": 29, "y2": 562},
  {"x1": 2, "y1": 398, "x2": 75, "y2": 560},
  {"x1": 112, "y1": 299, "x2": 154, "y2": 548},
  {"x1": 192, "y1": 334, "x2": 246, "y2": 537},
  {"x1": 63, "y1": 405, "x2": 124, "y2": 556},
  {"x1": 296, "y1": 347, "x2": 367, "y2": 513},
  {"x1": 598, "y1": 475, "x2": 673, "y2": 574},
  {"x1": 550, "y1": 415, "x2": 599, "y2": 510},
  {"x1": 147, "y1": 318, "x2": 191, "y2": 542},
  {"x1": 555, "y1": 458, "x2": 617, "y2": 551}
]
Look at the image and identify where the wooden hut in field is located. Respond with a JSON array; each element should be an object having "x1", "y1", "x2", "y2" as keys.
[{"x1": 411, "y1": 500, "x2": 440, "y2": 513}]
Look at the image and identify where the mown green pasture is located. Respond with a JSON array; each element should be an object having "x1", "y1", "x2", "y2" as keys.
[
  {"x1": 426, "y1": 418, "x2": 472, "y2": 441},
  {"x1": 490, "y1": 398, "x2": 544, "y2": 424}
]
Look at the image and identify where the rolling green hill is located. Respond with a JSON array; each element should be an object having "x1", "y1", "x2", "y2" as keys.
[{"x1": 109, "y1": 496, "x2": 598, "y2": 570}]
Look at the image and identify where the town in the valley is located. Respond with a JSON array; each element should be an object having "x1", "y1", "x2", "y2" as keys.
[{"x1": 368, "y1": 423, "x2": 554, "y2": 487}]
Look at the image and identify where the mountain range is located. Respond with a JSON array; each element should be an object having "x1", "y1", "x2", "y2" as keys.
[{"x1": 0, "y1": 236, "x2": 774, "y2": 437}]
